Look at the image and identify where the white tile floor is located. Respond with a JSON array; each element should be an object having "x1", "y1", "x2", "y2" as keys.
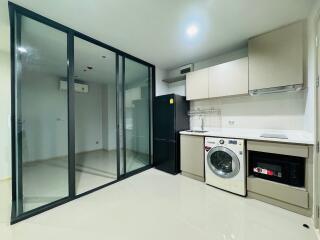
[
  {"x1": 0, "y1": 169, "x2": 318, "y2": 240},
  {"x1": 21, "y1": 149, "x2": 148, "y2": 211}
]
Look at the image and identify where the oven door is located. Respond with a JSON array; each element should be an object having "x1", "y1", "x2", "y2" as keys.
[{"x1": 207, "y1": 146, "x2": 240, "y2": 178}]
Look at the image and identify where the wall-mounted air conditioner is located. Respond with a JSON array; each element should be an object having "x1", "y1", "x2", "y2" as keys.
[{"x1": 59, "y1": 80, "x2": 89, "y2": 93}]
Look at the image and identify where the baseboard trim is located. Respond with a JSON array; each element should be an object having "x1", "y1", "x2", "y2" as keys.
[
  {"x1": 0, "y1": 177, "x2": 12, "y2": 182},
  {"x1": 181, "y1": 171, "x2": 204, "y2": 182}
]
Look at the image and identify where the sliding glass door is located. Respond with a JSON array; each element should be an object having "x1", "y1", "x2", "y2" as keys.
[
  {"x1": 123, "y1": 58, "x2": 151, "y2": 174},
  {"x1": 74, "y1": 37, "x2": 117, "y2": 195},
  {"x1": 12, "y1": 13, "x2": 69, "y2": 215},
  {"x1": 10, "y1": 2, "x2": 154, "y2": 223}
]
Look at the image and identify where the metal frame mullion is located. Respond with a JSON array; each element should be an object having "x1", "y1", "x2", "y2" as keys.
[
  {"x1": 67, "y1": 32, "x2": 75, "y2": 197},
  {"x1": 151, "y1": 66, "x2": 155, "y2": 166},
  {"x1": 148, "y1": 66, "x2": 152, "y2": 166},
  {"x1": 9, "y1": 6, "x2": 24, "y2": 216},
  {"x1": 15, "y1": 12, "x2": 23, "y2": 216},
  {"x1": 116, "y1": 54, "x2": 120, "y2": 179},
  {"x1": 122, "y1": 57, "x2": 127, "y2": 175}
]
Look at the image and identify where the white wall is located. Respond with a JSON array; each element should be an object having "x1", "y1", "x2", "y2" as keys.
[
  {"x1": 106, "y1": 83, "x2": 117, "y2": 150},
  {"x1": 21, "y1": 73, "x2": 69, "y2": 162},
  {"x1": 166, "y1": 81, "x2": 186, "y2": 96},
  {"x1": 305, "y1": 0, "x2": 320, "y2": 227},
  {"x1": 305, "y1": 3, "x2": 318, "y2": 137},
  {"x1": 0, "y1": 3, "x2": 11, "y2": 179},
  {"x1": 191, "y1": 91, "x2": 306, "y2": 130},
  {"x1": 21, "y1": 74, "x2": 106, "y2": 161},
  {"x1": 75, "y1": 82, "x2": 104, "y2": 154},
  {"x1": 102, "y1": 85, "x2": 108, "y2": 150},
  {"x1": 155, "y1": 67, "x2": 168, "y2": 96},
  {"x1": 0, "y1": 51, "x2": 11, "y2": 180}
]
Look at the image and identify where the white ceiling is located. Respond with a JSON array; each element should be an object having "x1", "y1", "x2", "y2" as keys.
[{"x1": 0, "y1": 0, "x2": 316, "y2": 70}]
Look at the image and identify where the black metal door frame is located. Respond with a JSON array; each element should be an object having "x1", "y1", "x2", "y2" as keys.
[{"x1": 9, "y1": 1, "x2": 155, "y2": 224}]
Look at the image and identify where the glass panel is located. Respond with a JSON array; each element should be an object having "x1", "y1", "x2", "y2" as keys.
[
  {"x1": 14, "y1": 14, "x2": 69, "y2": 214},
  {"x1": 74, "y1": 37, "x2": 117, "y2": 194},
  {"x1": 210, "y1": 151, "x2": 233, "y2": 173},
  {"x1": 124, "y1": 59, "x2": 150, "y2": 173}
]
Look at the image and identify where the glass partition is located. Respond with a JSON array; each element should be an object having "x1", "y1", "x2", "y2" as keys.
[
  {"x1": 13, "y1": 14, "x2": 69, "y2": 215},
  {"x1": 74, "y1": 37, "x2": 117, "y2": 194},
  {"x1": 10, "y1": 2, "x2": 153, "y2": 223},
  {"x1": 124, "y1": 59, "x2": 150, "y2": 174}
]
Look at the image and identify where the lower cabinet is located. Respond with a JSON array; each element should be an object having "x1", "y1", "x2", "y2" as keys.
[
  {"x1": 180, "y1": 134, "x2": 204, "y2": 181},
  {"x1": 246, "y1": 140, "x2": 313, "y2": 217}
]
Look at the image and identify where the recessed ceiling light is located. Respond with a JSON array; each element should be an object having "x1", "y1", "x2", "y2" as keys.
[
  {"x1": 186, "y1": 24, "x2": 198, "y2": 37},
  {"x1": 17, "y1": 46, "x2": 27, "y2": 53}
]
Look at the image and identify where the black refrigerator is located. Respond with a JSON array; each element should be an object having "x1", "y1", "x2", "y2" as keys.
[{"x1": 154, "y1": 94, "x2": 189, "y2": 174}]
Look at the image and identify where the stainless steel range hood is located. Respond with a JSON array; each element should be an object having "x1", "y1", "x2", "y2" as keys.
[{"x1": 249, "y1": 84, "x2": 303, "y2": 96}]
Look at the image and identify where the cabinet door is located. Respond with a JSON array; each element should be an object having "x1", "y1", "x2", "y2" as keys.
[
  {"x1": 180, "y1": 135, "x2": 204, "y2": 177},
  {"x1": 209, "y1": 57, "x2": 248, "y2": 98},
  {"x1": 248, "y1": 21, "x2": 304, "y2": 91},
  {"x1": 186, "y1": 68, "x2": 209, "y2": 100}
]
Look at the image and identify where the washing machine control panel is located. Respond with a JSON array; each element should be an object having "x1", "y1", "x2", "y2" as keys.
[
  {"x1": 228, "y1": 140, "x2": 237, "y2": 144},
  {"x1": 219, "y1": 139, "x2": 225, "y2": 144}
]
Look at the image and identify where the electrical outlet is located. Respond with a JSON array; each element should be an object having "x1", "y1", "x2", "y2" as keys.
[{"x1": 228, "y1": 120, "x2": 235, "y2": 126}]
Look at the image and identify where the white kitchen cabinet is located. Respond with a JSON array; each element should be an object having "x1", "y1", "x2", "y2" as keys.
[
  {"x1": 180, "y1": 134, "x2": 204, "y2": 181},
  {"x1": 209, "y1": 57, "x2": 248, "y2": 98},
  {"x1": 186, "y1": 68, "x2": 209, "y2": 100},
  {"x1": 248, "y1": 21, "x2": 304, "y2": 91}
]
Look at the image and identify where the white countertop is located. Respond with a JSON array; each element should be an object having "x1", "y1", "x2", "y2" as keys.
[{"x1": 180, "y1": 128, "x2": 314, "y2": 145}]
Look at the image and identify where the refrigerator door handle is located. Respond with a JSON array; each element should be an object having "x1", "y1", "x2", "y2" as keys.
[{"x1": 154, "y1": 138, "x2": 167, "y2": 141}]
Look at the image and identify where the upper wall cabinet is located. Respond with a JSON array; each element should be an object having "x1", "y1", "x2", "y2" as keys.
[
  {"x1": 248, "y1": 21, "x2": 304, "y2": 93},
  {"x1": 209, "y1": 57, "x2": 248, "y2": 98},
  {"x1": 186, "y1": 68, "x2": 209, "y2": 100}
]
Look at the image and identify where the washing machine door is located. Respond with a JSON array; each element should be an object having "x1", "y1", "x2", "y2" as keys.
[{"x1": 207, "y1": 146, "x2": 240, "y2": 178}]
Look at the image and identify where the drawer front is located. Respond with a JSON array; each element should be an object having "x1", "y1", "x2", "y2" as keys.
[
  {"x1": 247, "y1": 177, "x2": 309, "y2": 208},
  {"x1": 247, "y1": 141, "x2": 308, "y2": 158}
]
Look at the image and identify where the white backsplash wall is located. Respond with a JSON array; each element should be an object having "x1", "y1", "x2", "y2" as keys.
[
  {"x1": 190, "y1": 91, "x2": 306, "y2": 130},
  {"x1": 189, "y1": 110, "x2": 222, "y2": 130}
]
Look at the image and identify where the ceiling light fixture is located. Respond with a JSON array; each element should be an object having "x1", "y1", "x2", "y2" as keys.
[
  {"x1": 17, "y1": 46, "x2": 27, "y2": 53},
  {"x1": 186, "y1": 24, "x2": 198, "y2": 37}
]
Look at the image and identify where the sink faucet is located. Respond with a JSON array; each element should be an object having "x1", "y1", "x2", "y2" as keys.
[{"x1": 201, "y1": 117, "x2": 204, "y2": 131}]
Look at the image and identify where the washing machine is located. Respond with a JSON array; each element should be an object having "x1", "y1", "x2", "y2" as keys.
[{"x1": 205, "y1": 137, "x2": 246, "y2": 196}]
